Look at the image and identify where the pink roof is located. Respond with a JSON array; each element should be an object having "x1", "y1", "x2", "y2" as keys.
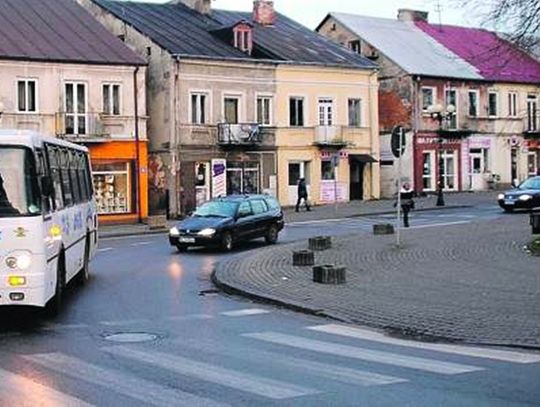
[{"x1": 415, "y1": 21, "x2": 540, "y2": 84}]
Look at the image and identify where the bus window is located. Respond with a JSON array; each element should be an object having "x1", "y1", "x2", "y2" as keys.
[
  {"x1": 84, "y1": 154, "x2": 94, "y2": 197},
  {"x1": 36, "y1": 150, "x2": 52, "y2": 214},
  {"x1": 69, "y1": 151, "x2": 81, "y2": 204},
  {"x1": 60, "y1": 150, "x2": 73, "y2": 207},
  {"x1": 77, "y1": 153, "x2": 88, "y2": 202},
  {"x1": 46, "y1": 147, "x2": 64, "y2": 210}
]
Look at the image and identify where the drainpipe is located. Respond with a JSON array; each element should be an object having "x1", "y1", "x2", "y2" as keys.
[{"x1": 134, "y1": 66, "x2": 142, "y2": 223}]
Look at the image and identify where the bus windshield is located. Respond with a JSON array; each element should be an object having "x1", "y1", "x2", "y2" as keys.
[{"x1": 0, "y1": 147, "x2": 41, "y2": 217}]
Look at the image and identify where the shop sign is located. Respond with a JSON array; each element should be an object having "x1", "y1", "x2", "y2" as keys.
[{"x1": 211, "y1": 159, "x2": 227, "y2": 198}]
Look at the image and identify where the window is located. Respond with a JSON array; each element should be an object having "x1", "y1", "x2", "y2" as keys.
[
  {"x1": 445, "y1": 89, "x2": 457, "y2": 129},
  {"x1": 102, "y1": 84, "x2": 120, "y2": 115},
  {"x1": 288, "y1": 162, "x2": 310, "y2": 186},
  {"x1": 191, "y1": 93, "x2": 207, "y2": 124},
  {"x1": 321, "y1": 160, "x2": 335, "y2": 180},
  {"x1": 441, "y1": 150, "x2": 457, "y2": 190},
  {"x1": 46, "y1": 148, "x2": 64, "y2": 210},
  {"x1": 348, "y1": 98, "x2": 362, "y2": 127},
  {"x1": 251, "y1": 199, "x2": 268, "y2": 215},
  {"x1": 257, "y1": 96, "x2": 272, "y2": 126},
  {"x1": 348, "y1": 40, "x2": 361, "y2": 54},
  {"x1": 508, "y1": 92, "x2": 518, "y2": 117},
  {"x1": 488, "y1": 91, "x2": 498, "y2": 117},
  {"x1": 289, "y1": 97, "x2": 304, "y2": 126},
  {"x1": 237, "y1": 201, "x2": 252, "y2": 217},
  {"x1": 93, "y1": 161, "x2": 132, "y2": 214},
  {"x1": 234, "y1": 29, "x2": 252, "y2": 53},
  {"x1": 421, "y1": 87, "x2": 435, "y2": 111},
  {"x1": 468, "y1": 90, "x2": 479, "y2": 117},
  {"x1": 224, "y1": 97, "x2": 239, "y2": 124},
  {"x1": 17, "y1": 79, "x2": 37, "y2": 113},
  {"x1": 527, "y1": 95, "x2": 538, "y2": 132},
  {"x1": 318, "y1": 98, "x2": 334, "y2": 126},
  {"x1": 422, "y1": 151, "x2": 435, "y2": 191},
  {"x1": 60, "y1": 150, "x2": 73, "y2": 207},
  {"x1": 65, "y1": 82, "x2": 87, "y2": 135},
  {"x1": 528, "y1": 152, "x2": 538, "y2": 177}
]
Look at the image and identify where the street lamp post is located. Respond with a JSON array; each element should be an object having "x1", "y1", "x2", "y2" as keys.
[{"x1": 427, "y1": 104, "x2": 456, "y2": 207}]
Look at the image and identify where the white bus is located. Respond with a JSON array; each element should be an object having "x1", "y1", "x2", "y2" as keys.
[{"x1": 0, "y1": 130, "x2": 97, "y2": 315}]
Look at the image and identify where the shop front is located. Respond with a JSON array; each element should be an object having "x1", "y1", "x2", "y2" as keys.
[
  {"x1": 88, "y1": 141, "x2": 148, "y2": 224},
  {"x1": 527, "y1": 139, "x2": 540, "y2": 177}
]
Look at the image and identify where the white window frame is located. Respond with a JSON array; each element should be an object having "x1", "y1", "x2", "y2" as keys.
[
  {"x1": 64, "y1": 81, "x2": 88, "y2": 135},
  {"x1": 256, "y1": 94, "x2": 273, "y2": 126},
  {"x1": 289, "y1": 95, "x2": 306, "y2": 127},
  {"x1": 444, "y1": 88, "x2": 458, "y2": 129},
  {"x1": 222, "y1": 92, "x2": 244, "y2": 124},
  {"x1": 467, "y1": 89, "x2": 479, "y2": 117},
  {"x1": 528, "y1": 151, "x2": 538, "y2": 177},
  {"x1": 348, "y1": 40, "x2": 361, "y2": 54},
  {"x1": 421, "y1": 87, "x2": 436, "y2": 112},
  {"x1": 190, "y1": 91, "x2": 210, "y2": 125},
  {"x1": 317, "y1": 97, "x2": 335, "y2": 126},
  {"x1": 234, "y1": 29, "x2": 251, "y2": 52},
  {"x1": 508, "y1": 91, "x2": 518, "y2": 117},
  {"x1": 527, "y1": 94, "x2": 538, "y2": 132},
  {"x1": 16, "y1": 78, "x2": 38, "y2": 113},
  {"x1": 102, "y1": 83, "x2": 121, "y2": 116},
  {"x1": 421, "y1": 150, "x2": 436, "y2": 191},
  {"x1": 488, "y1": 90, "x2": 499, "y2": 117},
  {"x1": 441, "y1": 149, "x2": 458, "y2": 191}
]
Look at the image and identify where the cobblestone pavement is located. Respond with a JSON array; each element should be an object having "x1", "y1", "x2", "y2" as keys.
[{"x1": 214, "y1": 214, "x2": 540, "y2": 348}]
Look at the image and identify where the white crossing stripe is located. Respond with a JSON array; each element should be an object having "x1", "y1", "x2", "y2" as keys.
[
  {"x1": 243, "y1": 332, "x2": 483, "y2": 375},
  {"x1": 24, "y1": 353, "x2": 227, "y2": 407},
  {"x1": 105, "y1": 345, "x2": 319, "y2": 399},
  {"x1": 97, "y1": 247, "x2": 113, "y2": 253},
  {"x1": 221, "y1": 308, "x2": 271, "y2": 317},
  {"x1": 175, "y1": 337, "x2": 407, "y2": 387},
  {"x1": 130, "y1": 241, "x2": 152, "y2": 247},
  {"x1": 409, "y1": 221, "x2": 470, "y2": 229},
  {"x1": 308, "y1": 324, "x2": 540, "y2": 364},
  {"x1": 0, "y1": 366, "x2": 94, "y2": 407}
]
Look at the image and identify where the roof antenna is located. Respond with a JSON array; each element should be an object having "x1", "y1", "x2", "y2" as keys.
[{"x1": 435, "y1": 0, "x2": 443, "y2": 30}]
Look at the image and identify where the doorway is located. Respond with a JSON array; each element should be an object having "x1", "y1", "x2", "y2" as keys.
[{"x1": 349, "y1": 160, "x2": 364, "y2": 200}]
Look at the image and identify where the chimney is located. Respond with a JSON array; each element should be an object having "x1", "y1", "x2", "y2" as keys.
[
  {"x1": 253, "y1": 0, "x2": 276, "y2": 26},
  {"x1": 174, "y1": 0, "x2": 211, "y2": 15},
  {"x1": 397, "y1": 9, "x2": 428, "y2": 22}
]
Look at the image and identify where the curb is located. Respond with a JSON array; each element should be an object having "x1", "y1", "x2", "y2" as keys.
[{"x1": 100, "y1": 204, "x2": 474, "y2": 239}]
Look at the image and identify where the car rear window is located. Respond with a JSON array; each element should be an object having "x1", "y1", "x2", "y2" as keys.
[
  {"x1": 251, "y1": 199, "x2": 268, "y2": 215},
  {"x1": 264, "y1": 197, "x2": 280, "y2": 210}
]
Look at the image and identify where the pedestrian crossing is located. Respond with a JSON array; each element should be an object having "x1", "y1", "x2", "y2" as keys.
[{"x1": 3, "y1": 320, "x2": 540, "y2": 406}]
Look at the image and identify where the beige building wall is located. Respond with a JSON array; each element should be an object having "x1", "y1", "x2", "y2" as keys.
[{"x1": 274, "y1": 65, "x2": 380, "y2": 205}]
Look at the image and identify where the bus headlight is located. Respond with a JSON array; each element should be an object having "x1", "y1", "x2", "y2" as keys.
[{"x1": 5, "y1": 251, "x2": 32, "y2": 270}]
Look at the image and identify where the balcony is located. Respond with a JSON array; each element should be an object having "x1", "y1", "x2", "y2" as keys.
[{"x1": 217, "y1": 123, "x2": 262, "y2": 146}]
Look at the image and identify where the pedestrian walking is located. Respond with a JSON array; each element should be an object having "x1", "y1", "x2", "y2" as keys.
[
  {"x1": 398, "y1": 183, "x2": 415, "y2": 227},
  {"x1": 295, "y1": 178, "x2": 311, "y2": 212}
]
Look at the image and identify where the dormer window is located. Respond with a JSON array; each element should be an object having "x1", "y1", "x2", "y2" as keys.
[{"x1": 233, "y1": 22, "x2": 253, "y2": 54}]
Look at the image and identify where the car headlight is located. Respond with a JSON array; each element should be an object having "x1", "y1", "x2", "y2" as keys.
[
  {"x1": 169, "y1": 227, "x2": 180, "y2": 237},
  {"x1": 497, "y1": 193, "x2": 505, "y2": 200},
  {"x1": 5, "y1": 251, "x2": 32, "y2": 270},
  {"x1": 198, "y1": 228, "x2": 216, "y2": 237},
  {"x1": 518, "y1": 194, "x2": 532, "y2": 201}
]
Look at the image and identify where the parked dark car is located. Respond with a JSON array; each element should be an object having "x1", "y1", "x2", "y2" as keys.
[
  {"x1": 169, "y1": 195, "x2": 284, "y2": 251},
  {"x1": 497, "y1": 176, "x2": 540, "y2": 212}
]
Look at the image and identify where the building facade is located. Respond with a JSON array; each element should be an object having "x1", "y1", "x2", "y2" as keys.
[
  {"x1": 318, "y1": 9, "x2": 540, "y2": 197},
  {"x1": 0, "y1": 0, "x2": 148, "y2": 224},
  {"x1": 80, "y1": 0, "x2": 380, "y2": 217}
]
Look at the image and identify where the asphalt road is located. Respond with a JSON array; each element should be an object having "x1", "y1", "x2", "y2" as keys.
[{"x1": 0, "y1": 204, "x2": 539, "y2": 406}]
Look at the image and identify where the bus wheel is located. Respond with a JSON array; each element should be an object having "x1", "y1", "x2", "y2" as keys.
[
  {"x1": 45, "y1": 253, "x2": 65, "y2": 318},
  {"x1": 77, "y1": 236, "x2": 91, "y2": 285}
]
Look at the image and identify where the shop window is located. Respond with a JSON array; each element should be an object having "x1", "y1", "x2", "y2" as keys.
[
  {"x1": 422, "y1": 151, "x2": 435, "y2": 191},
  {"x1": 226, "y1": 162, "x2": 260, "y2": 195},
  {"x1": 321, "y1": 160, "x2": 335, "y2": 180},
  {"x1": 93, "y1": 161, "x2": 132, "y2": 214}
]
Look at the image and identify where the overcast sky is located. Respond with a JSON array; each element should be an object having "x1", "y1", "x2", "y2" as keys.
[{"x1": 139, "y1": 0, "x2": 486, "y2": 29}]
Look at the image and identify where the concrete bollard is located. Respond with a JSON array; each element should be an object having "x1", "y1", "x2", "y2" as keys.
[
  {"x1": 313, "y1": 265, "x2": 346, "y2": 284},
  {"x1": 293, "y1": 250, "x2": 315, "y2": 266},
  {"x1": 308, "y1": 236, "x2": 332, "y2": 251},
  {"x1": 373, "y1": 224, "x2": 395, "y2": 235}
]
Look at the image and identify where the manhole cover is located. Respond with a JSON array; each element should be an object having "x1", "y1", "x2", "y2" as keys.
[{"x1": 103, "y1": 332, "x2": 159, "y2": 343}]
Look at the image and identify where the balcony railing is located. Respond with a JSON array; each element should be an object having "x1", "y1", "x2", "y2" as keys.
[
  {"x1": 217, "y1": 123, "x2": 262, "y2": 145},
  {"x1": 314, "y1": 126, "x2": 347, "y2": 146}
]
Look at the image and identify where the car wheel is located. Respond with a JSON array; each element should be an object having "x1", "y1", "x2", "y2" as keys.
[
  {"x1": 221, "y1": 232, "x2": 233, "y2": 252},
  {"x1": 265, "y1": 224, "x2": 279, "y2": 244},
  {"x1": 45, "y1": 252, "x2": 65, "y2": 318},
  {"x1": 503, "y1": 206, "x2": 514, "y2": 213},
  {"x1": 176, "y1": 244, "x2": 188, "y2": 252}
]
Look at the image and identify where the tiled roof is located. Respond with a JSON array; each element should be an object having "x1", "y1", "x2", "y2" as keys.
[
  {"x1": 325, "y1": 13, "x2": 482, "y2": 80},
  {"x1": 0, "y1": 0, "x2": 144, "y2": 65},
  {"x1": 93, "y1": 0, "x2": 377, "y2": 69},
  {"x1": 416, "y1": 21, "x2": 540, "y2": 84}
]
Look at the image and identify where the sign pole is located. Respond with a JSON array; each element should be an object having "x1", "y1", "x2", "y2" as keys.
[
  {"x1": 333, "y1": 154, "x2": 339, "y2": 214},
  {"x1": 396, "y1": 128, "x2": 404, "y2": 247}
]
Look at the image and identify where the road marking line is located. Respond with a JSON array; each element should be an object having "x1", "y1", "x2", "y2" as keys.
[
  {"x1": 105, "y1": 346, "x2": 319, "y2": 399},
  {"x1": 221, "y1": 308, "x2": 271, "y2": 317},
  {"x1": 243, "y1": 332, "x2": 483, "y2": 375},
  {"x1": 130, "y1": 241, "x2": 152, "y2": 247},
  {"x1": 175, "y1": 337, "x2": 407, "y2": 387},
  {"x1": 0, "y1": 366, "x2": 94, "y2": 406},
  {"x1": 168, "y1": 314, "x2": 215, "y2": 321},
  {"x1": 24, "y1": 352, "x2": 227, "y2": 407},
  {"x1": 307, "y1": 324, "x2": 540, "y2": 364},
  {"x1": 97, "y1": 247, "x2": 113, "y2": 253},
  {"x1": 409, "y1": 221, "x2": 471, "y2": 229},
  {"x1": 99, "y1": 319, "x2": 148, "y2": 326}
]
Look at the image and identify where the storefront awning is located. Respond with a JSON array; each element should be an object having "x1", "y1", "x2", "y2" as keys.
[{"x1": 349, "y1": 154, "x2": 378, "y2": 163}]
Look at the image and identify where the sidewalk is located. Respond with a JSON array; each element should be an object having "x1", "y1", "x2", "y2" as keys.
[
  {"x1": 213, "y1": 213, "x2": 540, "y2": 348},
  {"x1": 99, "y1": 191, "x2": 499, "y2": 238}
]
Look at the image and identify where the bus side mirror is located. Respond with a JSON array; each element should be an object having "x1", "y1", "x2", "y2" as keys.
[{"x1": 41, "y1": 176, "x2": 54, "y2": 196}]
